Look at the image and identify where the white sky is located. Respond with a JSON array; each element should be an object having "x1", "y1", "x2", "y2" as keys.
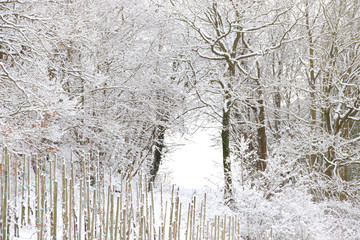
[{"x1": 161, "y1": 128, "x2": 224, "y2": 190}]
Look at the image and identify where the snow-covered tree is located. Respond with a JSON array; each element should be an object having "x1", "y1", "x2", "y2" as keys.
[
  {"x1": 0, "y1": 0, "x2": 73, "y2": 155},
  {"x1": 170, "y1": 0, "x2": 294, "y2": 203}
]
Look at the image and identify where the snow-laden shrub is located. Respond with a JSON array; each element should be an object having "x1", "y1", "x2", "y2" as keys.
[{"x1": 229, "y1": 136, "x2": 360, "y2": 239}]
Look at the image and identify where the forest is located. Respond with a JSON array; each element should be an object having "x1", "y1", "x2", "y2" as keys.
[{"x1": 1, "y1": 0, "x2": 360, "y2": 239}]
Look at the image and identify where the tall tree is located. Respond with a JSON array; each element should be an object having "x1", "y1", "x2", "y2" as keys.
[
  {"x1": 171, "y1": 0, "x2": 293, "y2": 202},
  {"x1": 297, "y1": 0, "x2": 360, "y2": 182}
]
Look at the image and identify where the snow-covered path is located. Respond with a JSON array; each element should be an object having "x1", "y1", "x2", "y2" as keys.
[{"x1": 161, "y1": 128, "x2": 223, "y2": 190}]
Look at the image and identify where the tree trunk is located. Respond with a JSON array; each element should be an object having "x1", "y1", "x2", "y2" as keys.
[
  {"x1": 222, "y1": 104, "x2": 233, "y2": 203},
  {"x1": 221, "y1": 63, "x2": 236, "y2": 203},
  {"x1": 255, "y1": 61, "x2": 268, "y2": 171},
  {"x1": 273, "y1": 89, "x2": 281, "y2": 136},
  {"x1": 305, "y1": 3, "x2": 318, "y2": 168},
  {"x1": 149, "y1": 125, "x2": 166, "y2": 184},
  {"x1": 271, "y1": 53, "x2": 282, "y2": 138},
  {"x1": 257, "y1": 98, "x2": 267, "y2": 171},
  {"x1": 325, "y1": 145, "x2": 335, "y2": 177}
]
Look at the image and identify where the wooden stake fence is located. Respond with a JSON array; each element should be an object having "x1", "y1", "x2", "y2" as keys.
[{"x1": 0, "y1": 149, "x2": 272, "y2": 239}]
